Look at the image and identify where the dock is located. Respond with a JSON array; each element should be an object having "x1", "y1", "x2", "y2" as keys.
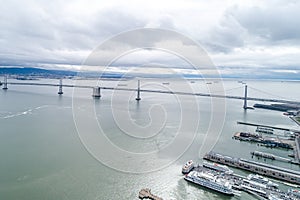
[
  {"x1": 138, "y1": 188, "x2": 163, "y2": 200},
  {"x1": 250, "y1": 151, "x2": 299, "y2": 165},
  {"x1": 233, "y1": 132, "x2": 294, "y2": 149},
  {"x1": 237, "y1": 121, "x2": 300, "y2": 133},
  {"x1": 204, "y1": 151, "x2": 300, "y2": 185},
  {"x1": 187, "y1": 162, "x2": 300, "y2": 199}
]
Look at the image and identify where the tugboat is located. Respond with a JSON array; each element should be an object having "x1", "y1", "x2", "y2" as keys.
[{"x1": 182, "y1": 160, "x2": 194, "y2": 174}]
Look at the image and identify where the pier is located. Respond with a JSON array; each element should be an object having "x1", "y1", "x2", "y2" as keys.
[
  {"x1": 204, "y1": 151, "x2": 300, "y2": 185},
  {"x1": 138, "y1": 188, "x2": 163, "y2": 200},
  {"x1": 237, "y1": 121, "x2": 300, "y2": 133},
  {"x1": 250, "y1": 151, "x2": 299, "y2": 165},
  {"x1": 233, "y1": 132, "x2": 294, "y2": 149},
  {"x1": 187, "y1": 162, "x2": 300, "y2": 199}
]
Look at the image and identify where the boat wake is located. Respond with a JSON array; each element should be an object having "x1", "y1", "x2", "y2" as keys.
[{"x1": 1, "y1": 105, "x2": 50, "y2": 119}]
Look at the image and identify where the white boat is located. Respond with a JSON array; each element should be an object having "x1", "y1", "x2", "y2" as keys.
[
  {"x1": 203, "y1": 161, "x2": 233, "y2": 174},
  {"x1": 256, "y1": 126, "x2": 274, "y2": 134},
  {"x1": 247, "y1": 174, "x2": 278, "y2": 188},
  {"x1": 184, "y1": 171, "x2": 234, "y2": 195},
  {"x1": 182, "y1": 160, "x2": 194, "y2": 174}
]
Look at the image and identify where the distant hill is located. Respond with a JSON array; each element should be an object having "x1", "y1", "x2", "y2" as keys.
[
  {"x1": 0, "y1": 67, "x2": 124, "y2": 78},
  {"x1": 1, "y1": 67, "x2": 299, "y2": 80},
  {"x1": 0, "y1": 67, "x2": 77, "y2": 77}
]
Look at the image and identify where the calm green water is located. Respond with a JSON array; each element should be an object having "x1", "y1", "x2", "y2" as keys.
[{"x1": 0, "y1": 78, "x2": 299, "y2": 199}]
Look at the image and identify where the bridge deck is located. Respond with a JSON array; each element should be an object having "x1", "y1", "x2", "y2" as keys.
[{"x1": 4, "y1": 82, "x2": 300, "y2": 104}]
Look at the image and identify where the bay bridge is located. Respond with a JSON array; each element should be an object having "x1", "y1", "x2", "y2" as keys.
[{"x1": 1, "y1": 76, "x2": 300, "y2": 109}]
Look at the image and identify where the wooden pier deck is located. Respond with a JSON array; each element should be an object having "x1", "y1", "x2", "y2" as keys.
[{"x1": 138, "y1": 188, "x2": 163, "y2": 200}]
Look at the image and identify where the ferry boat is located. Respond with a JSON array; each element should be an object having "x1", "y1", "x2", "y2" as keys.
[
  {"x1": 203, "y1": 161, "x2": 233, "y2": 174},
  {"x1": 256, "y1": 126, "x2": 274, "y2": 134},
  {"x1": 184, "y1": 171, "x2": 234, "y2": 196},
  {"x1": 182, "y1": 160, "x2": 194, "y2": 174},
  {"x1": 247, "y1": 174, "x2": 278, "y2": 188}
]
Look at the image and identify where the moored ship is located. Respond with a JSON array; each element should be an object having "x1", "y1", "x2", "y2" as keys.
[
  {"x1": 203, "y1": 161, "x2": 233, "y2": 174},
  {"x1": 184, "y1": 171, "x2": 234, "y2": 196},
  {"x1": 247, "y1": 174, "x2": 278, "y2": 188}
]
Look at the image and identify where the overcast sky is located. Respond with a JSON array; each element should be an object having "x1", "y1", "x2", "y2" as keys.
[{"x1": 0, "y1": 0, "x2": 299, "y2": 77}]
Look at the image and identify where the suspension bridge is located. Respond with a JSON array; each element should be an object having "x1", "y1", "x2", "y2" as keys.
[{"x1": 1, "y1": 76, "x2": 300, "y2": 109}]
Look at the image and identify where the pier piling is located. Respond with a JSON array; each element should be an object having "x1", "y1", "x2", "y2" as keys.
[
  {"x1": 58, "y1": 79, "x2": 63, "y2": 95},
  {"x1": 2, "y1": 76, "x2": 8, "y2": 90},
  {"x1": 136, "y1": 80, "x2": 141, "y2": 101},
  {"x1": 92, "y1": 87, "x2": 101, "y2": 98},
  {"x1": 243, "y1": 85, "x2": 247, "y2": 109}
]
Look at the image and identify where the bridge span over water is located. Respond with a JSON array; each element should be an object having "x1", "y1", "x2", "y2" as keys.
[{"x1": 1, "y1": 77, "x2": 300, "y2": 108}]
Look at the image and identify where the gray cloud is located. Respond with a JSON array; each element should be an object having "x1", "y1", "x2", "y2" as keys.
[
  {"x1": 0, "y1": 0, "x2": 299, "y2": 78},
  {"x1": 230, "y1": 1, "x2": 300, "y2": 43}
]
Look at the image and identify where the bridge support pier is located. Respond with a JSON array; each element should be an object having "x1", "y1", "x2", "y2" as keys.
[
  {"x1": 243, "y1": 85, "x2": 248, "y2": 109},
  {"x1": 58, "y1": 79, "x2": 63, "y2": 95},
  {"x1": 92, "y1": 87, "x2": 101, "y2": 98},
  {"x1": 136, "y1": 80, "x2": 141, "y2": 101},
  {"x1": 2, "y1": 76, "x2": 8, "y2": 90}
]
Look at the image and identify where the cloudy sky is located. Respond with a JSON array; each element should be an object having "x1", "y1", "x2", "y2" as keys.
[{"x1": 0, "y1": 0, "x2": 300, "y2": 78}]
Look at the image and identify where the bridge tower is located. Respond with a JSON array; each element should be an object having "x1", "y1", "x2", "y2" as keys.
[
  {"x1": 92, "y1": 87, "x2": 101, "y2": 98},
  {"x1": 136, "y1": 80, "x2": 141, "y2": 101},
  {"x1": 58, "y1": 79, "x2": 63, "y2": 95},
  {"x1": 243, "y1": 85, "x2": 248, "y2": 109},
  {"x1": 2, "y1": 75, "x2": 8, "y2": 90}
]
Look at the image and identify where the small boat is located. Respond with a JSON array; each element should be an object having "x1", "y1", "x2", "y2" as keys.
[
  {"x1": 182, "y1": 160, "x2": 194, "y2": 174},
  {"x1": 247, "y1": 174, "x2": 278, "y2": 188},
  {"x1": 256, "y1": 126, "x2": 274, "y2": 134},
  {"x1": 203, "y1": 161, "x2": 233, "y2": 174}
]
